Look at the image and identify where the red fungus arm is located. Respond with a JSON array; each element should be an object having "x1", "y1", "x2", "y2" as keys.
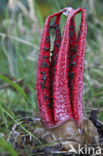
[
  {"x1": 68, "y1": 8, "x2": 87, "y2": 126},
  {"x1": 36, "y1": 10, "x2": 64, "y2": 128},
  {"x1": 50, "y1": 15, "x2": 62, "y2": 107},
  {"x1": 36, "y1": 15, "x2": 54, "y2": 128},
  {"x1": 53, "y1": 8, "x2": 87, "y2": 126},
  {"x1": 71, "y1": 9, "x2": 87, "y2": 126},
  {"x1": 53, "y1": 12, "x2": 75, "y2": 125}
]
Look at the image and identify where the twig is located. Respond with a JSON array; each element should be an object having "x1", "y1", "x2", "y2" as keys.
[
  {"x1": 88, "y1": 0, "x2": 96, "y2": 14},
  {"x1": 0, "y1": 78, "x2": 24, "y2": 90},
  {"x1": 15, "y1": 1, "x2": 30, "y2": 19},
  {"x1": 4, "y1": 88, "x2": 10, "y2": 105},
  {"x1": 15, "y1": 1, "x2": 38, "y2": 25},
  {"x1": 85, "y1": 107, "x2": 103, "y2": 112},
  {"x1": 0, "y1": 32, "x2": 38, "y2": 49},
  {"x1": 26, "y1": 0, "x2": 38, "y2": 23},
  {"x1": 1, "y1": 36, "x2": 15, "y2": 77}
]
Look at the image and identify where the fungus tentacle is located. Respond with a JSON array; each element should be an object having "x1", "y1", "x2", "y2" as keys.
[
  {"x1": 69, "y1": 8, "x2": 87, "y2": 126},
  {"x1": 36, "y1": 10, "x2": 64, "y2": 128},
  {"x1": 53, "y1": 11, "x2": 76, "y2": 125},
  {"x1": 36, "y1": 7, "x2": 87, "y2": 128},
  {"x1": 36, "y1": 7, "x2": 99, "y2": 151},
  {"x1": 50, "y1": 15, "x2": 62, "y2": 109}
]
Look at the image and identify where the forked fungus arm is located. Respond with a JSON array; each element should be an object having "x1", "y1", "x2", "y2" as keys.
[{"x1": 36, "y1": 7, "x2": 86, "y2": 127}]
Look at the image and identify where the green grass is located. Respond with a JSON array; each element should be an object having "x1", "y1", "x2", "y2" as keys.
[{"x1": 0, "y1": 139, "x2": 18, "y2": 156}]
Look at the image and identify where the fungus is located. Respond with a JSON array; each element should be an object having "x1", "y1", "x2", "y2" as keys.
[{"x1": 36, "y1": 7, "x2": 99, "y2": 150}]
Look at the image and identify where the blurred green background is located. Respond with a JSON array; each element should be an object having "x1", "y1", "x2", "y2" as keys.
[{"x1": 0, "y1": 0, "x2": 103, "y2": 154}]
